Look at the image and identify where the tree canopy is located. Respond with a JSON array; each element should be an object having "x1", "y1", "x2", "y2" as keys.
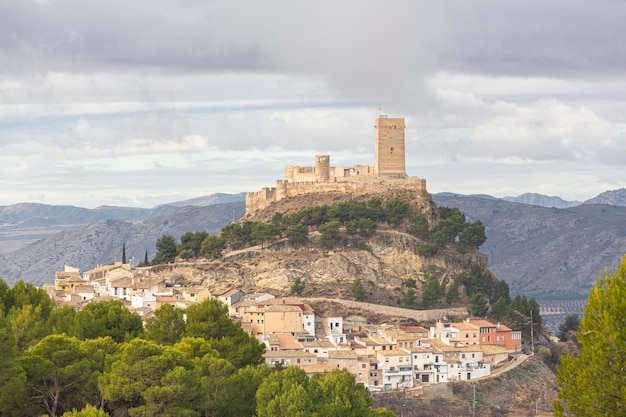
[{"x1": 555, "y1": 255, "x2": 626, "y2": 416}]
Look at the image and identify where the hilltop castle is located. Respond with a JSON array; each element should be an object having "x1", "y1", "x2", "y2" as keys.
[{"x1": 245, "y1": 115, "x2": 427, "y2": 214}]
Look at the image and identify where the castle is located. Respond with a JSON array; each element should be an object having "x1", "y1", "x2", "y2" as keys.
[{"x1": 245, "y1": 115, "x2": 427, "y2": 214}]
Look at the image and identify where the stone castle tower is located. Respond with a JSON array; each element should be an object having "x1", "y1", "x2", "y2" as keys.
[
  {"x1": 375, "y1": 116, "x2": 406, "y2": 177},
  {"x1": 246, "y1": 115, "x2": 424, "y2": 215}
]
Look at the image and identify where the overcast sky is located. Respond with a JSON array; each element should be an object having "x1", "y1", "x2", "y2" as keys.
[{"x1": 1, "y1": 0, "x2": 625, "y2": 208}]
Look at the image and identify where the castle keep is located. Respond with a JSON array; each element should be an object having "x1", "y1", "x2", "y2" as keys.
[{"x1": 246, "y1": 115, "x2": 426, "y2": 214}]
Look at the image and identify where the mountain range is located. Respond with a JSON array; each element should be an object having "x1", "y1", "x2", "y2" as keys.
[{"x1": 1, "y1": 189, "x2": 625, "y2": 301}]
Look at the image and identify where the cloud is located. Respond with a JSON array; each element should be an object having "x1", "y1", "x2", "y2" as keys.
[{"x1": 439, "y1": 0, "x2": 626, "y2": 79}]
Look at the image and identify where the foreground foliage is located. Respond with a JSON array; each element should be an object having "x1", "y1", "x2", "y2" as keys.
[
  {"x1": 0, "y1": 285, "x2": 392, "y2": 417},
  {"x1": 555, "y1": 255, "x2": 626, "y2": 416}
]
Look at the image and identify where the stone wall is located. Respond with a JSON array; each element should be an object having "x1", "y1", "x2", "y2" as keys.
[{"x1": 245, "y1": 176, "x2": 427, "y2": 214}]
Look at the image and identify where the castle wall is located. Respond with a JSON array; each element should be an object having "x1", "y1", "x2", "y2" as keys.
[
  {"x1": 246, "y1": 116, "x2": 420, "y2": 215},
  {"x1": 245, "y1": 177, "x2": 427, "y2": 214}
]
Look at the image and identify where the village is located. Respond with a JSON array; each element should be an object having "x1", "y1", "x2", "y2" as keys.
[{"x1": 45, "y1": 262, "x2": 525, "y2": 394}]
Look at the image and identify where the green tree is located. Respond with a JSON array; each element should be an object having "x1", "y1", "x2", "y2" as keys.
[
  {"x1": 0, "y1": 278, "x2": 13, "y2": 313},
  {"x1": 178, "y1": 231, "x2": 209, "y2": 258},
  {"x1": 251, "y1": 223, "x2": 279, "y2": 248},
  {"x1": 200, "y1": 235, "x2": 226, "y2": 259},
  {"x1": 21, "y1": 335, "x2": 92, "y2": 416},
  {"x1": 555, "y1": 256, "x2": 626, "y2": 416},
  {"x1": 284, "y1": 224, "x2": 309, "y2": 247},
  {"x1": 491, "y1": 296, "x2": 510, "y2": 320},
  {"x1": 74, "y1": 299, "x2": 143, "y2": 342},
  {"x1": 122, "y1": 243, "x2": 126, "y2": 264},
  {"x1": 0, "y1": 314, "x2": 27, "y2": 417},
  {"x1": 256, "y1": 366, "x2": 314, "y2": 417},
  {"x1": 459, "y1": 220, "x2": 487, "y2": 249},
  {"x1": 61, "y1": 404, "x2": 109, "y2": 417},
  {"x1": 8, "y1": 303, "x2": 50, "y2": 353},
  {"x1": 384, "y1": 197, "x2": 410, "y2": 226},
  {"x1": 130, "y1": 366, "x2": 206, "y2": 417},
  {"x1": 366, "y1": 197, "x2": 385, "y2": 222},
  {"x1": 48, "y1": 305, "x2": 78, "y2": 336},
  {"x1": 459, "y1": 263, "x2": 495, "y2": 299},
  {"x1": 433, "y1": 207, "x2": 466, "y2": 243},
  {"x1": 445, "y1": 279, "x2": 460, "y2": 304},
  {"x1": 313, "y1": 369, "x2": 373, "y2": 417},
  {"x1": 194, "y1": 355, "x2": 236, "y2": 416},
  {"x1": 300, "y1": 205, "x2": 329, "y2": 227},
  {"x1": 137, "y1": 250, "x2": 149, "y2": 267},
  {"x1": 398, "y1": 288, "x2": 416, "y2": 308},
  {"x1": 144, "y1": 304, "x2": 186, "y2": 345},
  {"x1": 221, "y1": 223, "x2": 245, "y2": 250},
  {"x1": 351, "y1": 279, "x2": 366, "y2": 301},
  {"x1": 223, "y1": 365, "x2": 272, "y2": 417},
  {"x1": 8, "y1": 280, "x2": 55, "y2": 320},
  {"x1": 409, "y1": 213, "x2": 431, "y2": 239},
  {"x1": 318, "y1": 220, "x2": 341, "y2": 249},
  {"x1": 256, "y1": 366, "x2": 390, "y2": 417},
  {"x1": 80, "y1": 337, "x2": 120, "y2": 410},
  {"x1": 153, "y1": 235, "x2": 178, "y2": 264},
  {"x1": 469, "y1": 293, "x2": 489, "y2": 317},
  {"x1": 422, "y1": 275, "x2": 444, "y2": 309},
  {"x1": 100, "y1": 339, "x2": 199, "y2": 416},
  {"x1": 492, "y1": 280, "x2": 511, "y2": 303},
  {"x1": 183, "y1": 299, "x2": 265, "y2": 367},
  {"x1": 557, "y1": 314, "x2": 581, "y2": 342},
  {"x1": 290, "y1": 277, "x2": 306, "y2": 296}
]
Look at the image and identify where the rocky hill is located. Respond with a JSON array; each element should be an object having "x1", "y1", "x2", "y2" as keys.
[{"x1": 148, "y1": 229, "x2": 485, "y2": 310}]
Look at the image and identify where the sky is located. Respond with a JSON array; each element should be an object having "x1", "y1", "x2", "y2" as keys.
[{"x1": 1, "y1": 0, "x2": 625, "y2": 208}]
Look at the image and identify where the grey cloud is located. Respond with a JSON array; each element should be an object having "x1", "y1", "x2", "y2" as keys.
[
  {"x1": 0, "y1": 0, "x2": 274, "y2": 74},
  {"x1": 1, "y1": 0, "x2": 452, "y2": 109},
  {"x1": 439, "y1": 0, "x2": 626, "y2": 79}
]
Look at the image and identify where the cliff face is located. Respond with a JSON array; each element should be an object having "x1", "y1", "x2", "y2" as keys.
[{"x1": 150, "y1": 229, "x2": 487, "y2": 306}]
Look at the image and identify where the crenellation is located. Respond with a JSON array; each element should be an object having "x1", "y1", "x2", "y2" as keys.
[{"x1": 246, "y1": 115, "x2": 426, "y2": 215}]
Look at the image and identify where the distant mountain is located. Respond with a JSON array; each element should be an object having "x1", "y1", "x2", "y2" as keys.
[
  {"x1": 0, "y1": 203, "x2": 107, "y2": 226},
  {"x1": 0, "y1": 193, "x2": 245, "y2": 254},
  {"x1": 0, "y1": 202, "x2": 246, "y2": 286},
  {"x1": 502, "y1": 193, "x2": 581, "y2": 208},
  {"x1": 165, "y1": 193, "x2": 246, "y2": 207},
  {"x1": 433, "y1": 193, "x2": 626, "y2": 301},
  {"x1": 583, "y1": 188, "x2": 626, "y2": 206}
]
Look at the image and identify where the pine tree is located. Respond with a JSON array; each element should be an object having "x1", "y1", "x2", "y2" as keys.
[
  {"x1": 121, "y1": 243, "x2": 126, "y2": 264},
  {"x1": 555, "y1": 255, "x2": 626, "y2": 416}
]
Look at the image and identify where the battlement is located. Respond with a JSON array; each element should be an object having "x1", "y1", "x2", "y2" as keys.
[{"x1": 245, "y1": 115, "x2": 425, "y2": 215}]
